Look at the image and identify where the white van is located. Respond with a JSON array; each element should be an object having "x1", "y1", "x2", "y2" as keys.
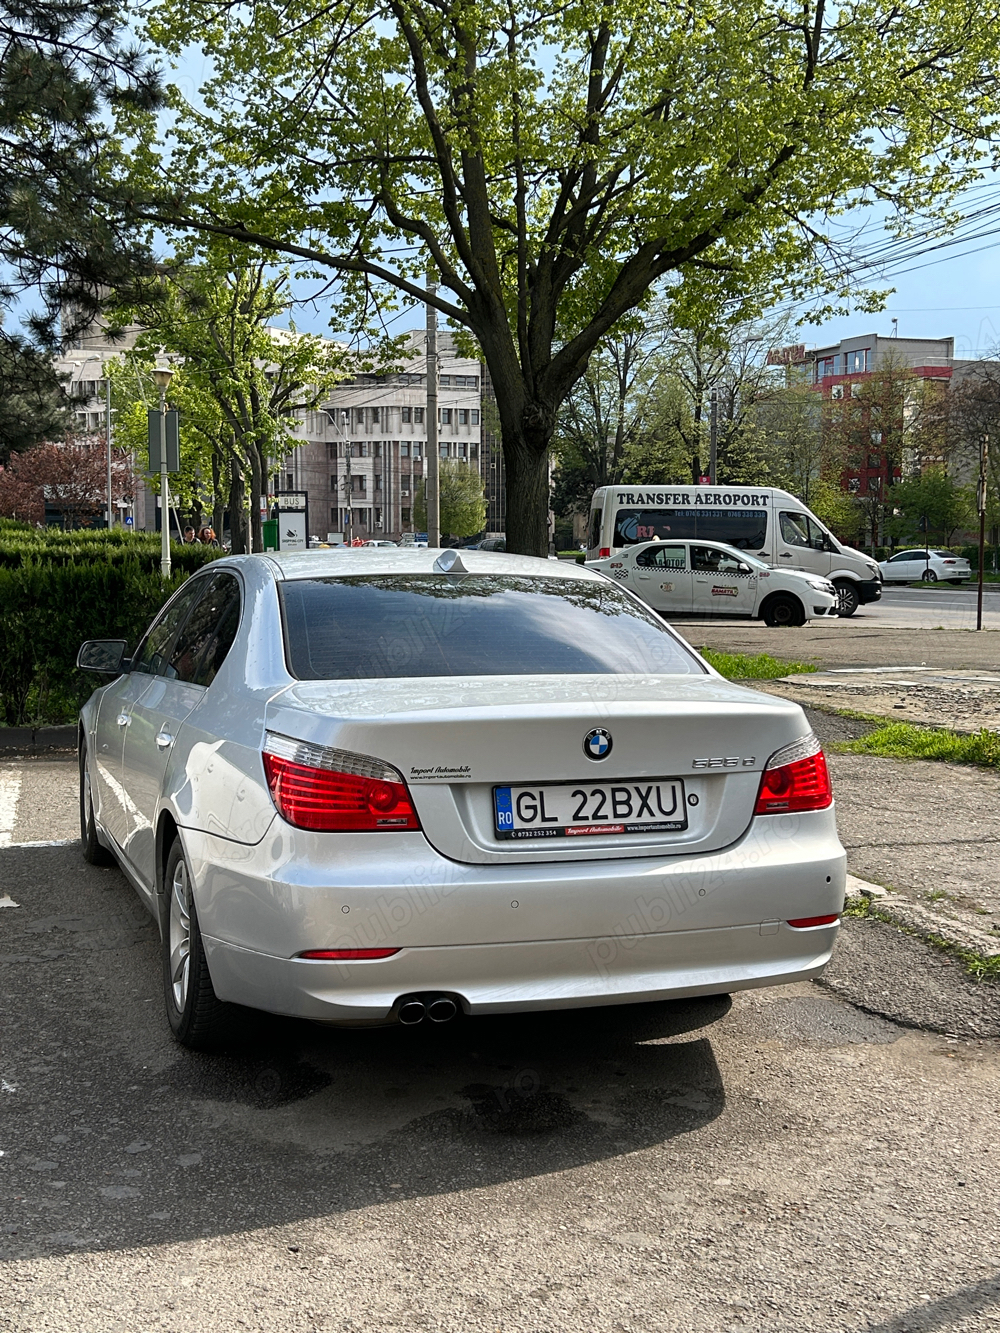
[{"x1": 587, "y1": 485, "x2": 881, "y2": 616}]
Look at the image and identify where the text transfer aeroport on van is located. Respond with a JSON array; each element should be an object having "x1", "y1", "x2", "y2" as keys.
[{"x1": 587, "y1": 486, "x2": 882, "y2": 618}]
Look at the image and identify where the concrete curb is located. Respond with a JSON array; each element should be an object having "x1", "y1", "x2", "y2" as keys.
[
  {"x1": 0, "y1": 725, "x2": 76, "y2": 757},
  {"x1": 871, "y1": 896, "x2": 1000, "y2": 960}
]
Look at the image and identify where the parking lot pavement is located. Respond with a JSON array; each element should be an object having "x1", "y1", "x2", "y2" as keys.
[
  {"x1": 2, "y1": 840, "x2": 1000, "y2": 1332},
  {"x1": 677, "y1": 621, "x2": 1000, "y2": 672}
]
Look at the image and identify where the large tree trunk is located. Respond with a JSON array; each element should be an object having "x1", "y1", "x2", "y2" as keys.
[
  {"x1": 211, "y1": 447, "x2": 226, "y2": 544},
  {"x1": 228, "y1": 457, "x2": 248, "y2": 554},
  {"x1": 502, "y1": 431, "x2": 551, "y2": 557},
  {"x1": 247, "y1": 441, "x2": 265, "y2": 554}
]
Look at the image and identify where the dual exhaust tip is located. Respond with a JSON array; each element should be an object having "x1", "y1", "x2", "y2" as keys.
[{"x1": 397, "y1": 993, "x2": 460, "y2": 1026}]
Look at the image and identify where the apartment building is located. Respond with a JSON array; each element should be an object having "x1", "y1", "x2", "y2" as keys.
[{"x1": 284, "y1": 331, "x2": 483, "y2": 541}]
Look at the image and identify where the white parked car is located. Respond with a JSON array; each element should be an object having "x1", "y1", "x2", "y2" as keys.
[
  {"x1": 878, "y1": 549, "x2": 972, "y2": 585},
  {"x1": 76, "y1": 549, "x2": 844, "y2": 1049},
  {"x1": 362, "y1": 539, "x2": 398, "y2": 547},
  {"x1": 588, "y1": 539, "x2": 839, "y2": 626}
]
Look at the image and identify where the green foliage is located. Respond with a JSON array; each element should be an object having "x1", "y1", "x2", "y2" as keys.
[
  {"x1": 0, "y1": 536, "x2": 217, "y2": 724},
  {"x1": 698, "y1": 649, "x2": 818, "y2": 680},
  {"x1": 886, "y1": 469, "x2": 974, "y2": 545},
  {"x1": 835, "y1": 723, "x2": 1000, "y2": 771},
  {"x1": 413, "y1": 460, "x2": 487, "y2": 539},
  {"x1": 130, "y1": 0, "x2": 1000, "y2": 554},
  {"x1": 0, "y1": 344, "x2": 75, "y2": 464},
  {"x1": 0, "y1": 1, "x2": 162, "y2": 349}
]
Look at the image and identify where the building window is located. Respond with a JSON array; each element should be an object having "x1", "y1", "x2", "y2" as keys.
[
  {"x1": 440, "y1": 408, "x2": 452, "y2": 425},
  {"x1": 414, "y1": 407, "x2": 424, "y2": 424},
  {"x1": 374, "y1": 508, "x2": 382, "y2": 528},
  {"x1": 867, "y1": 477, "x2": 881, "y2": 493},
  {"x1": 400, "y1": 476, "x2": 410, "y2": 495},
  {"x1": 371, "y1": 407, "x2": 380, "y2": 424},
  {"x1": 331, "y1": 507, "x2": 338, "y2": 524},
  {"x1": 374, "y1": 474, "x2": 382, "y2": 490},
  {"x1": 440, "y1": 443, "x2": 449, "y2": 458},
  {"x1": 470, "y1": 443, "x2": 478, "y2": 459},
  {"x1": 330, "y1": 474, "x2": 338, "y2": 491},
  {"x1": 458, "y1": 441, "x2": 467, "y2": 457},
  {"x1": 355, "y1": 408, "x2": 365, "y2": 425},
  {"x1": 402, "y1": 507, "x2": 411, "y2": 524},
  {"x1": 471, "y1": 410, "x2": 480, "y2": 425},
  {"x1": 845, "y1": 348, "x2": 870, "y2": 374},
  {"x1": 851, "y1": 382, "x2": 862, "y2": 398},
  {"x1": 439, "y1": 375, "x2": 452, "y2": 386},
  {"x1": 458, "y1": 409, "x2": 469, "y2": 425},
  {"x1": 351, "y1": 442, "x2": 367, "y2": 458},
  {"x1": 453, "y1": 374, "x2": 479, "y2": 388},
  {"x1": 351, "y1": 475, "x2": 366, "y2": 493},
  {"x1": 830, "y1": 384, "x2": 844, "y2": 400},
  {"x1": 339, "y1": 409, "x2": 350, "y2": 426},
  {"x1": 401, "y1": 406, "x2": 412, "y2": 423},
  {"x1": 412, "y1": 443, "x2": 422, "y2": 458},
  {"x1": 868, "y1": 454, "x2": 881, "y2": 468},
  {"x1": 848, "y1": 477, "x2": 860, "y2": 493},
  {"x1": 326, "y1": 442, "x2": 337, "y2": 459},
  {"x1": 285, "y1": 473, "x2": 294, "y2": 489},
  {"x1": 400, "y1": 442, "x2": 410, "y2": 457}
]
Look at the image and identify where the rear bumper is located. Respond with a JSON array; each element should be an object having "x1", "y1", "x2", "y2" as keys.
[
  {"x1": 185, "y1": 807, "x2": 846, "y2": 1024},
  {"x1": 202, "y1": 921, "x2": 839, "y2": 1025}
]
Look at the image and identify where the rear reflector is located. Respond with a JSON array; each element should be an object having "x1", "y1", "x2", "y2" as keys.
[
  {"x1": 754, "y1": 733, "x2": 832, "y2": 815},
  {"x1": 299, "y1": 948, "x2": 401, "y2": 960},
  {"x1": 599, "y1": 547, "x2": 611, "y2": 558},
  {"x1": 263, "y1": 734, "x2": 420, "y2": 832},
  {"x1": 787, "y1": 915, "x2": 840, "y2": 929}
]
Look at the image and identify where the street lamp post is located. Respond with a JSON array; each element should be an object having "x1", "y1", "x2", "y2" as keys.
[{"x1": 153, "y1": 365, "x2": 174, "y2": 579}]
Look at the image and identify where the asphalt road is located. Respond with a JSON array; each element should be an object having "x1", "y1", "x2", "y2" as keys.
[{"x1": 3, "y1": 756, "x2": 1000, "y2": 1331}]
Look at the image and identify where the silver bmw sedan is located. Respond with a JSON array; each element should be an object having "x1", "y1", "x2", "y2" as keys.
[{"x1": 77, "y1": 549, "x2": 845, "y2": 1048}]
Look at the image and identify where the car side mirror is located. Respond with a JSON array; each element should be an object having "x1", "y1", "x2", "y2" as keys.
[
  {"x1": 738, "y1": 563, "x2": 751, "y2": 573},
  {"x1": 77, "y1": 640, "x2": 128, "y2": 674}
]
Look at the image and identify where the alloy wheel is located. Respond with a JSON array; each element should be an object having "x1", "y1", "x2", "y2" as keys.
[{"x1": 168, "y1": 858, "x2": 192, "y2": 1013}]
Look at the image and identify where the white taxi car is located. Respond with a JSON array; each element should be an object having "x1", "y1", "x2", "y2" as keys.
[
  {"x1": 77, "y1": 549, "x2": 845, "y2": 1048},
  {"x1": 589, "y1": 540, "x2": 838, "y2": 626}
]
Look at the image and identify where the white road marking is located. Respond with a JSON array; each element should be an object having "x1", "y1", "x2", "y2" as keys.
[
  {"x1": 1, "y1": 839, "x2": 76, "y2": 849},
  {"x1": 0, "y1": 769, "x2": 23, "y2": 848},
  {"x1": 0, "y1": 895, "x2": 20, "y2": 908}
]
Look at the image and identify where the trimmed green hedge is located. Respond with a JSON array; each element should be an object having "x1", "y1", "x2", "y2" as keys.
[{"x1": 0, "y1": 531, "x2": 222, "y2": 726}]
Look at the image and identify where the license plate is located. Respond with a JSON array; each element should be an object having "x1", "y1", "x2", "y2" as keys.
[{"x1": 493, "y1": 779, "x2": 688, "y2": 840}]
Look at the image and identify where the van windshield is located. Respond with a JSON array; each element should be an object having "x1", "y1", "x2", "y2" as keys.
[{"x1": 614, "y1": 508, "x2": 767, "y2": 549}]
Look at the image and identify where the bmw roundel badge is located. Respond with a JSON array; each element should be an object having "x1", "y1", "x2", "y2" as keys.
[{"x1": 583, "y1": 727, "x2": 612, "y2": 760}]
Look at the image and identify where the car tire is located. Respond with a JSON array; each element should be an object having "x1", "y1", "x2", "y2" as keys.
[
  {"x1": 79, "y1": 743, "x2": 115, "y2": 867},
  {"x1": 761, "y1": 594, "x2": 806, "y2": 628},
  {"x1": 161, "y1": 835, "x2": 240, "y2": 1051},
  {"x1": 833, "y1": 580, "x2": 860, "y2": 618},
  {"x1": 923, "y1": 569, "x2": 938, "y2": 583}
]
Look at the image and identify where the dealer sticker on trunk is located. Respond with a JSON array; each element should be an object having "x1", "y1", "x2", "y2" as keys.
[{"x1": 493, "y1": 779, "x2": 687, "y2": 839}]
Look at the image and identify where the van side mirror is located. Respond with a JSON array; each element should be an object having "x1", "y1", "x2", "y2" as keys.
[{"x1": 77, "y1": 640, "x2": 128, "y2": 674}]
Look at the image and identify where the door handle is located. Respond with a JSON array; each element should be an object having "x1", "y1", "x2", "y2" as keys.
[
  {"x1": 779, "y1": 553, "x2": 793, "y2": 559},
  {"x1": 116, "y1": 713, "x2": 131, "y2": 728},
  {"x1": 155, "y1": 731, "x2": 174, "y2": 750}
]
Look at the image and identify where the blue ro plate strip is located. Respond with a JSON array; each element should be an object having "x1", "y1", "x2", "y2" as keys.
[{"x1": 494, "y1": 786, "x2": 514, "y2": 832}]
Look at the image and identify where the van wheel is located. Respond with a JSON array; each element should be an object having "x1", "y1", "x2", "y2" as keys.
[
  {"x1": 161, "y1": 836, "x2": 240, "y2": 1051},
  {"x1": 833, "y1": 580, "x2": 859, "y2": 617},
  {"x1": 761, "y1": 594, "x2": 806, "y2": 628}
]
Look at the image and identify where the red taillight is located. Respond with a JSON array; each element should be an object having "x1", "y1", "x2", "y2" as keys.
[
  {"x1": 599, "y1": 547, "x2": 611, "y2": 558},
  {"x1": 754, "y1": 735, "x2": 832, "y2": 815},
  {"x1": 262, "y1": 736, "x2": 420, "y2": 832},
  {"x1": 787, "y1": 915, "x2": 839, "y2": 929},
  {"x1": 943, "y1": 559, "x2": 955, "y2": 564},
  {"x1": 299, "y1": 948, "x2": 401, "y2": 960}
]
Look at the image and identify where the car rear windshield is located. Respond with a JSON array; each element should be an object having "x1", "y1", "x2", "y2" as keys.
[{"x1": 279, "y1": 574, "x2": 706, "y2": 679}]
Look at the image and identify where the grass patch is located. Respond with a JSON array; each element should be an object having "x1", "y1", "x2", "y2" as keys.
[
  {"x1": 699, "y1": 648, "x2": 818, "y2": 680},
  {"x1": 834, "y1": 721, "x2": 1000, "y2": 771}
]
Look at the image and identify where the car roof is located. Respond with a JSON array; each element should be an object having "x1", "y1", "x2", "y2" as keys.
[{"x1": 240, "y1": 548, "x2": 608, "y2": 583}]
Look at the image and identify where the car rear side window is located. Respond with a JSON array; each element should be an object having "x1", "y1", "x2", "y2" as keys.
[{"x1": 279, "y1": 574, "x2": 706, "y2": 679}]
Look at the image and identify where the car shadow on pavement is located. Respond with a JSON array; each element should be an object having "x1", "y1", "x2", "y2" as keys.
[
  {"x1": 860, "y1": 1272, "x2": 1000, "y2": 1332},
  {"x1": 1, "y1": 848, "x2": 728, "y2": 1261}
]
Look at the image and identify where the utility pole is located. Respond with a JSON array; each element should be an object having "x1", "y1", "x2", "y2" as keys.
[
  {"x1": 977, "y1": 433, "x2": 989, "y2": 632},
  {"x1": 425, "y1": 276, "x2": 440, "y2": 548},
  {"x1": 709, "y1": 389, "x2": 718, "y2": 486},
  {"x1": 153, "y1": 365, "x2": 174, "y2": 579}
]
